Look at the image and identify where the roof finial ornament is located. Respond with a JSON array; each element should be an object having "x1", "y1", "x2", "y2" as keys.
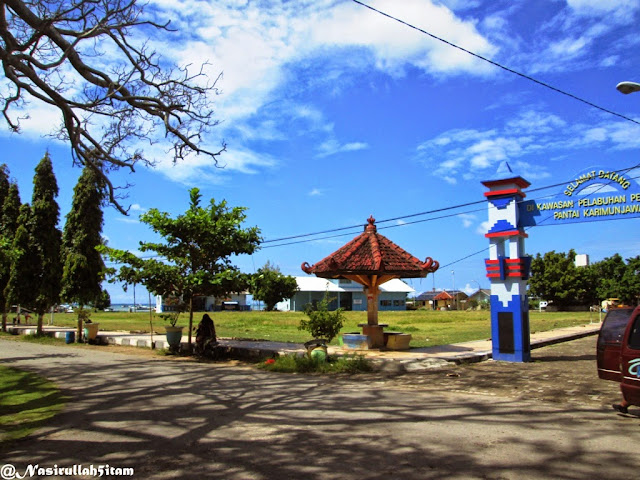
[{"x1": 366, "y1": 215, "x2": 376, "y2": 232}]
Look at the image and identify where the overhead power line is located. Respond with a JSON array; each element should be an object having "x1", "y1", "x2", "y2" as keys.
[
  {"x1": 262, "y1": 164, "x2": 640, "y2": 248},
  {"x1": 350, "y1": 0, "x2": 640, "y2": 127}
]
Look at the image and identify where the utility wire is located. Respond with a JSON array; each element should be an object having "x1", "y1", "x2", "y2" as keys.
[
  {"x1": 262, "y1": 164, "x2": 640, "y2": 248},
  {"x1": 350, "y1": 0, "x2": 640, "y2": 127}
]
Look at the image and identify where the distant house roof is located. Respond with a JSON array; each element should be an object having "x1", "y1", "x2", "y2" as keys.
[
  {"x1": 434, "y1": 291, "x2": 453, "y2": 300},
  {"x1": 415, "y1": 291, "x2": 439, "y2": 301},
  {"x1": 295, "y1": 276, "x2": 414, "y2": 293},
  {"x1": 468, "y1": 288, "x2": 491, "y2": 299},
  {"x1": 416, "y1": 290, "x2": 468, "y2": 301}
]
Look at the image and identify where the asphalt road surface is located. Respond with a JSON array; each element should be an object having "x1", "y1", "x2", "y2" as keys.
[{"x1": 1, "y1": 336, "x2": 638, "y2": 480}]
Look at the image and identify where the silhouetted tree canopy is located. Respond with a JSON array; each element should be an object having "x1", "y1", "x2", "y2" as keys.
[{"x1": 0, "y1": 0, "x2": 224, "y2": 213}]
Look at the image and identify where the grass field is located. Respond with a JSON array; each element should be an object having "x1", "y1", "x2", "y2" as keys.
[
  {"x1": 0, "y1": 366, "x2": 67, "y2": 443},
  {"x1": 40, "y1": 308, "x2": 601, "y2": 348}
]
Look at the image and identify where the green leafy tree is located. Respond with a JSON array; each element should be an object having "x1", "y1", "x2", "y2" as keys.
[
  {"x1": 594, "y1": 254, "x2": 640, "y2": 305},
  {"x1": 0, "y1": 182, "x2": 20, "y2": 331},
  {"x1": 61, "y1": 165, "x2": 106, "y2": 341},
  {"x1": 250, "y1": 262, "x2": 298, "y2": 311},
  {"x1": 102, "y1": 188, "x2": 261, "y2": 348},
  {"x1": 31, "y1": 153, "x2": 63, "y2": 334},
  {"x1": 93, "y1": 289, "x2": 111, "y2": 311},
  {"x1": 299, "y1": 293, "x2": 345, "y2": 342},
  {"x1": 5, "y1": 205, "x2": 38, "y2": 322},
  {"x1": 592, "y1": 254, "x2": 628, "y2": 301},
  {"x1": 529, "y1": 249, "x2": 596, "y2": 307},
  {"x1": 620, "y1": 256, "x2": 640, "y2": 305}
]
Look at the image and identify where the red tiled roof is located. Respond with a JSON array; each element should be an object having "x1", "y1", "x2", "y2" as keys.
[
  {"x1": 301, "y1": 216, "x2": 439, "y2": 278},
  {"x1": 433, "y1": 291, "x2": 453, "y2": 300}
]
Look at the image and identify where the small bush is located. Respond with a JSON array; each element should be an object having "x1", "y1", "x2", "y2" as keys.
[
  {"x1": 298, "y1": 293, "x2": 345, "y2": 342},
  {"x1": 259, "y1": 353, "x2": 372, "y2": 374}
]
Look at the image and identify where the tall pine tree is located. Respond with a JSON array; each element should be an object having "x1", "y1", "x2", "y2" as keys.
[
  {"x1": 0, "y1": 179, "x2": 20, "y2": 331},
  {"x1": 31, "y1": 153, "x2": 62, "y2": 334},
  {"x1": 0, "y1": 164, "x2": 9, "y2": 205},
  {"x1": 0, "y1": 165, "x2": 12, "y2": 331},
  {"x1": 61, "y1": 165, "x2": 106, "y2": 341},
  {"x1": 5, "y1": 204, "x2": 38, "y2": 323}
]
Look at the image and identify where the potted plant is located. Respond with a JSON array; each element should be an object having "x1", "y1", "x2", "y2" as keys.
[
  {"x1": 160, "y1": 308, "x2": 184, "y2": 352},
  {"x1": 298, "y1": 293, "x2": 345, "y2": 361},
  {"x1": 79, "y1": 307, "x2": 100, "y2": 343}
]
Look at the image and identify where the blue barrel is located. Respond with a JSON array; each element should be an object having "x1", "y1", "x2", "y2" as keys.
[{"x1": 65, "y1": 331, "x2": 75, "y2": 344}]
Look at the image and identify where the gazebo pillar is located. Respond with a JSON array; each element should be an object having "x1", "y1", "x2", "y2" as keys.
[
  {"x1": 365, "y1": 286, "x2": 379, "y2": 325},
  {"x1": 360, "y1": 286, "x2": 385, "y2": 348}
]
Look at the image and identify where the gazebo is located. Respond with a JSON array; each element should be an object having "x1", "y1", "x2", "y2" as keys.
[{"x1": 302, "y1": 216, "x2": 439, "y2": 348}]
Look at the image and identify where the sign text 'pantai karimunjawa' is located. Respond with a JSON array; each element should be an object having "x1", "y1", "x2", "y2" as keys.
[{"x1": 519, "y1": 168, "x2": 640, "y2": 227}]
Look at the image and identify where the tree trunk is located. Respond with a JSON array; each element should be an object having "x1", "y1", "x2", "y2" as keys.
[
  {"x1": 37, "y1": 313, "x2": 44, "y2": 335},
  {"x1": 1, "y1": 312, "x2": 6, "y2": 332},
  {"x1": 77, "y1": 305, "x2": 83, "y2": 343},
  {"x1": 188, "y1": 297, "x2": 194, "y2": 350}
]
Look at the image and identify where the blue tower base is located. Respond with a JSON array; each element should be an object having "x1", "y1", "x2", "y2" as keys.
[{"x1": 490, "y1": 294, "x2": 531, "y2": 362}]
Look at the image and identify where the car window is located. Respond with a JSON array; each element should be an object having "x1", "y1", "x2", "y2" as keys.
[
  {"x1": 628, "y1": 314, "x2": 640, "y2": 350},
  {"x1": 599, "y1": 308, "x2": 634, "y2": 344}
]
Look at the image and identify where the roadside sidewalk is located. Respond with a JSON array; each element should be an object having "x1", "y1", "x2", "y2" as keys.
[{"x1": 5, "y1": 321, "x2": 602, "y2": 369}]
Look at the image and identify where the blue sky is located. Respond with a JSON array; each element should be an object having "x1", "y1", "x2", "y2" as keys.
[{"x1": 3, "y1": 0, "x2": 640, "y2": 304}]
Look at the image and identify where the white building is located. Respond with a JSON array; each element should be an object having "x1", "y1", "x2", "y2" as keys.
[{"x1": 276, "y1": 276, "x2": 415, "y2": 312}]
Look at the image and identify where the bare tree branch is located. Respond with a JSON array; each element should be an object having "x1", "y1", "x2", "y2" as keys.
[{"x1": 0, "y1": 0, "x2": 224, "y2": 214}]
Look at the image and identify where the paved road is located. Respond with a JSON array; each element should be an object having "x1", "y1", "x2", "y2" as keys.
[{"x1": 1, "y1": 338, "x2": 638, "y2": 480}]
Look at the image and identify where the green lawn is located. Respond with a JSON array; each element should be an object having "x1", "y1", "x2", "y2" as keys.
[
  {"x1": 0, "y1": 366, "x2": 67, "y2": 443},
  {"x1": 42, "y1": 309, "x2": 599, "y2": 348}
]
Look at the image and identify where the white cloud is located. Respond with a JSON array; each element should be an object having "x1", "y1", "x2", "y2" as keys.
[
  {"x1": 566, "y1": 0, "x2": 640, "y2": 18},
  {"x1": 309, "y1": 188, "x2": 323, "y2": 197},
  {"x1": 150, "y1": 143, "x2": 278, "y2": 186},
  {"x1": 0, "y1": 101, "x2": 64, "y2": 141},
  {"x1": 458, "y1": 213, "x2": 475, "y2": 228},
  {"x1": 312, "y1": 0, "x2": 497, "y2": 77},
  {"x1": 316, "y1": 140, "x2": 369, "y2": 158},
  {"x1": 116, "y1": 217, "x2": 140, "y2": 225},
  {"x1": 466, "y1": 137, "x2": 524, "y2": 169},
  {"x1": 1, "y1": 0, "x2": 501, "y2": 187},
  {"x1": 463, "y1": 282, "x2": 480, "y2": 295},
  {"x1": 505, "y1": 110, "x2": 566, "y2": 134},
  {"x1": 137, "y1": 0, "x2": 499, "y2": 182},
  {"x1": 415, "y1": 106, "x2": 640, "y2": 185},
  {"x1": 476, "y1": 220, "x2": 490, "y2": 235},
  {"x1": 443, "y1": 176, "x2": 458, "y2": 185}
]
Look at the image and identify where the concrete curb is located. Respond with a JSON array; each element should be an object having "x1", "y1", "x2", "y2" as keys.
[{"x1": 4, "y1": 322, "x2": 601, "y2": 370}]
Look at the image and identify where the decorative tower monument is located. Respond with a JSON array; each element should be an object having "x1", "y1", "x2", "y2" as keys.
[{"x1": 482, "y1": 164, "x2": 532, "y2": 362}]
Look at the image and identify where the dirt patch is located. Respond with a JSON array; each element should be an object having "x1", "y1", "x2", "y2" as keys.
[{"x1": 377, "y1": 335, "x2": 622, "y2": 408}]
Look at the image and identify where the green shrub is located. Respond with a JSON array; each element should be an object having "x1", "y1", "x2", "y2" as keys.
[
  {"x1": 260, "y1": 354, "x2": 372, "y2": 374},
  {"x1": 298, "y1": 293, "x2": 345, "y2": 342}
]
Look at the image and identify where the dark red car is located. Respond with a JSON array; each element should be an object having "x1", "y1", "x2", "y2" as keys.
[{"x1": 597, "y1": 306, "x2": 640, "y2": 406}]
